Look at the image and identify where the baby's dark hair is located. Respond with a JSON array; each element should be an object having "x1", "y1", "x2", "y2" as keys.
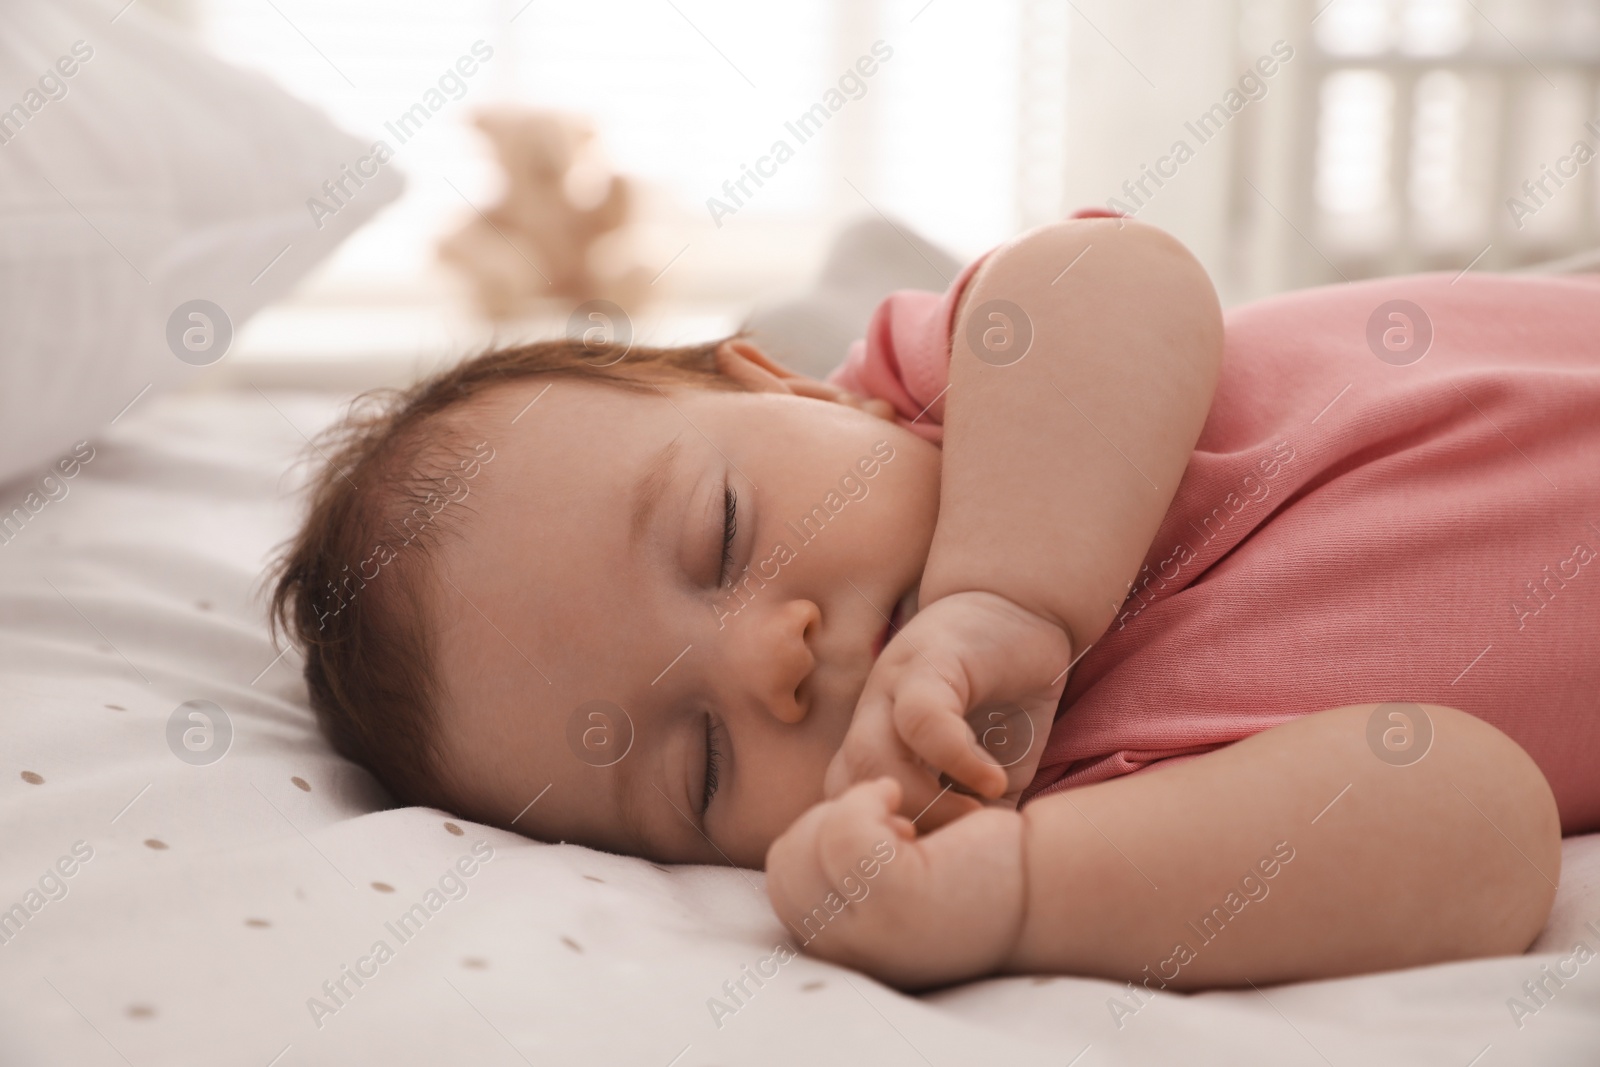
[{"x1": 266, "y1": 334, "x2": 744, "y2": 810}]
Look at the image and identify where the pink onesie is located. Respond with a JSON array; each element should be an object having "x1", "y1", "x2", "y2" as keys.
[{"x1": 828, "y1": 232, "x2": 1600, "y2": 835}]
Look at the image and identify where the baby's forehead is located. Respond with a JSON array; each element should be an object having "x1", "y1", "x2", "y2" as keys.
[
  {"x1": 426, "y1": 380, "x2": 672, "y2": 692},
  {"x1": 466, "y1": 376, "x2": 760, "y2": 534},
  {"x1": 469, "y1": 378, "x2": 673, "y2": 497}
]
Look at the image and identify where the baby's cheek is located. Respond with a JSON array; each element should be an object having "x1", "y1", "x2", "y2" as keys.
[{"x1": 738, "y1": 771, "x2": 831, "y2": 869}]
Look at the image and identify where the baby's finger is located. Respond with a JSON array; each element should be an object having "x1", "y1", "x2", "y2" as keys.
[
  {"x1": 835, "y1": 743, "x2": 972, "y2": 830},
  {"x1": 895, "y1": 772, "x2": 984, "y2": 832},
  {"x1": 852, "y1": 775, "x2": 902, "y2": 816},
  {"x1": 831, "y1": 734, "x2": 979, "y2": 832},
  {"x1": 891, "y1": 676, "x2": 1008, "y2": 799},
  {"x1": 767, "y1": 784, "x2": 898, "y2": 908},
  {"x1": 823, "y1": 712, "x2": 903, "y2": 800},
  {"x1": 817, "y1": 779, "x2": 912, "y2": 878},
  {"x1": 823, "y1": 778, "x2": 907, "y2": 839},
  {"x1": 809, "y1": 780, "x2": 901, "y2": 884}
]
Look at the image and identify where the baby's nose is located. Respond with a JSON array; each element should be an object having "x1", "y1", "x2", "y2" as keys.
[{"x1": 748, "y1": 598, "x2": 818, "y2": 725}]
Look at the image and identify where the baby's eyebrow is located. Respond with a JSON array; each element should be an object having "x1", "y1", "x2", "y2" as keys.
[{"x1": 630, "y1": 435, "x2": 684, "y2": 548}]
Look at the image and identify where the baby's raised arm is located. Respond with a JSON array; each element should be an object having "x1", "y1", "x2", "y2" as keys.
[
  {"x1": 924, "y1": 216, "x2": 1223, "y2": 657},
  {"x1": 823, "y1": 218, "x2": 1224, "y2": 819}
]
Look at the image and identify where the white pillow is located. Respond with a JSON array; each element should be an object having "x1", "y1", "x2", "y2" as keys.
[{"x1": 0, "y1": 0, "x2": 402, "y2": 487}]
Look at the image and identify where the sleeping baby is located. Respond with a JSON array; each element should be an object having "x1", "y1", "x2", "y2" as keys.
[{"x1": 270, "y1": 214, "x2": 1600, "y2": 991}]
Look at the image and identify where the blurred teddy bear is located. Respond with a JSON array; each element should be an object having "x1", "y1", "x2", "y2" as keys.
[{"x1": 439, "y1": 106, "x2": 649, "y2": 319}]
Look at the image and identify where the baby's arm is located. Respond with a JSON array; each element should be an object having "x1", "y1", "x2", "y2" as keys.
[
  {"x1": 922, "y1": 216, "x2": 1223, "y2": 659},
  {"x1": 824, "y1": 218, "x2": 1223, "y2": 818},
  {"x1": 768, "y1": 702, "x2": 1561, "y2": 990}
]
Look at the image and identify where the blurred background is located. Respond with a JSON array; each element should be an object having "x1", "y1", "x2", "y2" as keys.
[{"x1": 137, "y1": 0, "x2": 1600, "y2": 389}]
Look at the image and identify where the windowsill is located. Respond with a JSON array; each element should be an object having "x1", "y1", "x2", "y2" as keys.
[{"x1": 195, "y1": 271, "x2": 750, "y2": 394}]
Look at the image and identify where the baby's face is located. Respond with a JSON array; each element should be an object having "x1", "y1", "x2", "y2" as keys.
[{"x1": 430, "y1": 363, "x2": 940, "y2": 867}]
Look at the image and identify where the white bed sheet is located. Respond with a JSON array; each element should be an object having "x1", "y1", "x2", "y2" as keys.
[{"x1": 1, "y1": 388, "x2": 1597, "y2": 1066}]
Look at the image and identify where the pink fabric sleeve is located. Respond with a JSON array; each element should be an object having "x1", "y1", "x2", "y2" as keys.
[
  {"x1": 823, "y1": 255, "x2": 987, "y2": 445},
  {"x1": 825, "y1": 208, "x2": 1125, "y2": 443}
]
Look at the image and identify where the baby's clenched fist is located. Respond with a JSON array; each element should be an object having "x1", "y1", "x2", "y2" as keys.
[
  {"x1": 765, "y1": 777, "x2": 1029, "y2": 990},
  {"x1": 824, "y1": 590, "x2": 1074, "y2": 828}
]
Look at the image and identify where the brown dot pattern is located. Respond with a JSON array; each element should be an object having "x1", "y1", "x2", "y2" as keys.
[
  {"x1": 560, "y1": 936, "x2": 583, "y2": 953},
  {"x1": 371, "y1": 882, "x2": 394, "y2": 893},
  {"x1": 105, "y1": 704, "x2": 126, "y2": 712},
  {"x1": 443, "y1": 821, "x2": 464, "y2": 836},
  {"x1": 291, "y1": 777, "x2": 311, "y2": 792},
  {"x1": 801, "y1": 981, "x2": 826, "y2": 992},
  {"x1": 144, "y1": 839, "x2": 168, "y2": 850},
  {"x1": 20, "y1": 771, "x2": 43, "y2": 785},
  {"x1": 126, "y1": 1004, "x2": 156, "y2": 1019},
  {"x1": 196, "y1": 601, "x2": 212, "y2": 611},
  {"x1": 245, "y1": 918, "x2": 271, "y2": 928},
  {"x1": 582, "y1": 874, "x2": 604, "y2": 883},
  {"x1": 462, "y1": 957, "x2": 488, "y2": 970}
]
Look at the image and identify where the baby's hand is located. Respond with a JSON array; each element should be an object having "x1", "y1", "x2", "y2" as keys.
[
  {"x1": 824, "y1": 590, "x2": 1074, "y2": 828},
  {"x1": 765, "y1": 777, "x2": 1027, "y2": 989}
]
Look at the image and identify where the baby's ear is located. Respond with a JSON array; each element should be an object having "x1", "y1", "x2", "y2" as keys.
[
  {"x1": 713, "y1": 339, "x2": 896, "y2": 421},
  {"x1": 713, "y1": 338, "x2": 814, "y2": 393}
]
